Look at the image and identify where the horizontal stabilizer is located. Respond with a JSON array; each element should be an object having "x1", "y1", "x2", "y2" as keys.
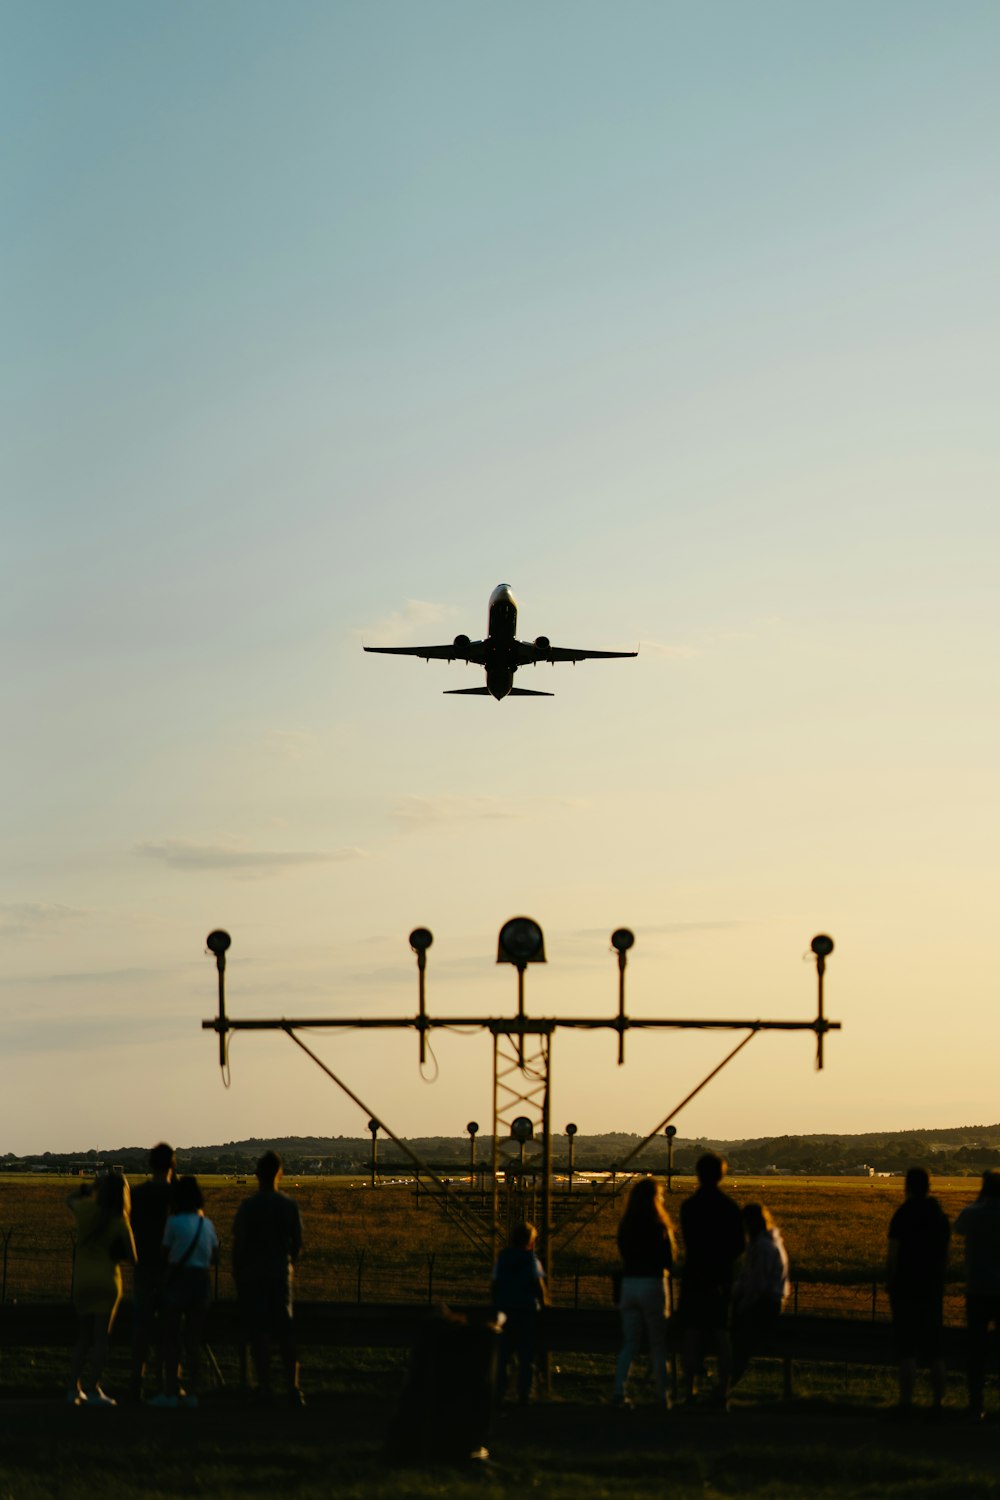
[
  {"x1": 444, "y1": 687, "x2": 491, "y2": 694},
  {"x1": 509, "y1": 687, "x2": 554, "y2": 696}
]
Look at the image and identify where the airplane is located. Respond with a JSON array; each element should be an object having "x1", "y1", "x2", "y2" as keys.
[{"x1": 364, "y1": 583, "x2": 638, "y2": 699}]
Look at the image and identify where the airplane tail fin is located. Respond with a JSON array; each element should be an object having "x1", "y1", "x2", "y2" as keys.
[{"x1": 443, "y1": 687, "x2": 491, "y2": 695}]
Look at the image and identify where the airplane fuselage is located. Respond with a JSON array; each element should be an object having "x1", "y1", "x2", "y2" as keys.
[{"x1": 485, "y1": 583, "x2": 518, "y2": 698}]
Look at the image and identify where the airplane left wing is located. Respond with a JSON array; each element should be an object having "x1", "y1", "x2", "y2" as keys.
[{"x1": 364, "y1": 641, "x2": 487, "y2": 664}]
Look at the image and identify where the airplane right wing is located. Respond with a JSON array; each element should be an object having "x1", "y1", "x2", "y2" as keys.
[{"x1": 523, "y1": 644, "x2": 639, "y2": 663}]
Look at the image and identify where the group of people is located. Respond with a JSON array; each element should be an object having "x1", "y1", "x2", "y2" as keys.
[
  {"x1": 491, "y1": 1154, "x2": 1000, "y2": 1417},
  {"x1": 67, "y1": 1144, "x2": 304, "y2": 1409},
  {"x1": 67, "y1": 1142, "x2": 1000, "y2": 1415}
]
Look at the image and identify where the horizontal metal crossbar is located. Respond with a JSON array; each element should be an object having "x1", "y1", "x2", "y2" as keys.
[{"x1": 204, "y1": 1015, "x2": 840, "y2": 1034}]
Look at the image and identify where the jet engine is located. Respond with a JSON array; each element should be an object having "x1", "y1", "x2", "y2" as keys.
[
  {"x1": 453, "y1": 634, "x2": 471, "y2": 654},
  {"x1": 533, "y1": 635, "x2": 550, "y2": 654}
]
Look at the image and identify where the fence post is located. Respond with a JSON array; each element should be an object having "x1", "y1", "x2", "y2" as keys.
[
  {"x1": 573, "y1": 1261, "x2": 580, "y2": 1310},
  {"x1": 356, "y1": 1248, "x2": 366, "y2": 1304},
  {"x1": 793, "y1": 1280, "x2": 799, "y2": 1317},
  {"x1": 1, "y1": 1228, "x2": 13, "y2": 1306},
  {"x1": 871, "y1": 1281, "x2": 877, "y2": 1322},
  {"x1": 426, "y1": 1253, "x2": 435, "y2": 1305},
  {"x1": 69, "y1": 1233, "x2": 77, "y2": 1302}
]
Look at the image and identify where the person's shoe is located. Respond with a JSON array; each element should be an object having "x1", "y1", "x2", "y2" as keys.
[
  {"x1": 611, "y1": 1394, "x2": 631, "y2": 1409},
  {"x1": 67, "y1": 1388, "x2": 86, "y2": 1406},
  {"x1": 288, "y1": 1388, "x2": 306, "y2": 1410},
  {"x1": 88, "y1": 1387, "x2": 117, "y2": 1408},
  {"x1": 180, "y1": 1394, "x2": 199, "y2": 1410},
  {"x1": 147, "y1": 1393, "x2": 179, "y2": 1409}
]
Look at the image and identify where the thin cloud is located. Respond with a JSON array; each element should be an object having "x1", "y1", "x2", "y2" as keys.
[
  {"x1": 638, "y1": 641, "x2": 701, "y2": 660},
  {"x1": 390, "y1": 796, "x2": 524, "y2": 832},
  {"x1": 0, "y1": 902, "x2": 86, "y2": 937},
  {"x1": 135, "y1": 839, "x2": 366, "y2": 874},
  {"x1": 357, "y1": 598, "x2": 460, "y2": 647}
]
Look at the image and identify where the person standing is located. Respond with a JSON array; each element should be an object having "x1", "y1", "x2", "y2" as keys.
[
  {"x1": 148, "y1": 1176, "x2": 219, "y2": 1409},
  {"x1": 731, "y1": 1202, "x2": 790, "y2": 1385},
  {"x1": 677, "y1": 1152, "x2": 744, "y2": 1407},
  {"x1": 954, "y1": 1168, "x2": 1000, "y2": 1420},
  {"x1": 491, "y1": 1221, "x2": 548, "y2": 1404},
  {"x1": 612, "y1": 1176, "x2": 676, "y2": 1409},
  {"x1": 232, "y1": 1150, "x2": 304, "y2": 1405},
  {"x1": 127, "y1": 1141, "x2": 176, "y2": 1401},
  {"x1": 885, "y1": 1167, "x2": 950, "y2": 1413},
  {"x1": 67, "y1": 1171, "x2": 137, "y2": 1406}
]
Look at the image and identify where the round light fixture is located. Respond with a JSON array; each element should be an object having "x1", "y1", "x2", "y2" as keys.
[{"x1": 497, "y1": 917, "x2": 546, "y2": 967}]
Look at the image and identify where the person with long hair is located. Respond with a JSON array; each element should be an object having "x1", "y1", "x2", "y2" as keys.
[
  {"x1": 67, "y1": 1171, "x2": 137, "y2": 1406},
  {"x1": 731, "y1": 1202, "x2": 790, "y2": 1384},
  {"x1": 613, "y1": 1176, "x2": 676, "y2": 1408}
]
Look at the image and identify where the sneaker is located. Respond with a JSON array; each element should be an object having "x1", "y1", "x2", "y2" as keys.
[
  {"x1": 88, "y1": 1388, "x2": 117, "y2": 1408},
  {"x1": 67, "y1": 1388, "x2": 86, "y2": 1406},
  {"x1": 288, "y1": 1388, "x2": 306, "y2": 1410},
  {"x1": 147, "y1": 1393, "x2": 179, "y2": 1409}
]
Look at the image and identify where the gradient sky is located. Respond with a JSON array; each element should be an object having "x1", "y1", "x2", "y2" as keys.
[{"x1": 3, "y1": 1, "x2": 998, "y2": 1155}]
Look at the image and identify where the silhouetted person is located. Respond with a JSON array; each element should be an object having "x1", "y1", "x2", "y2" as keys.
[
  {"x1": 232, "y1": 1150, "x2": 304, "y2": 1406},
  {"x1": 386, "y1": 1306, "x2": 499, "y2": 1463},
  {"x1": 128, "y1": 1141, "x2": 176, "y2": 1400},
  {"x1": 612, "y1": 1176, "x2": 675, "y2": 1409},
  {"x1": 678, "y1": 1152, "x2": 744, "y2": 1407},
  {"x1": 149, "y1": 1176, "x2": 219, "y2": 1409},
  {"x1": 491, "y1": 1221, "x2": 548, "y2": 1404},
  {"x1": 886, "y1": 1167, "x2": 950, "y2": 1413},
  {"x1": 67, "y1": 1171, "x2": 136, "y2": 1406},
  {"x1": 731, "y1": 1202, "x2": 789, "y2": 1385},
  {"x1": 954, "y1": 1168, "x2": 1000, "y2": 1420}
]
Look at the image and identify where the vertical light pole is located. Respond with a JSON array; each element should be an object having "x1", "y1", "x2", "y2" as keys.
[
  {"x1": 565, "y1": 1123, "x2": 578, "y2": 1193},
  {"x1": 611, "y1": 929, "x2": 634, "y2": 1064},
  {"x1": 206, "y1": 930, "x2": 231, "y2": 1068},
  {"x1": 466, "y1": 1121, "x2": 479, "y2": 1187},
  {"x1": 811, "y1": 935, "x2": 835, "y2": 1070},
  {"x1": 367, "y1": 1119, "x2": 380, "y2": 1190},
  {"x1": 409, "y1": 928, "x2": 433, "y2": 1064},
  {"x1": 497, "y1": 918, "x2": 546, "y2": 1067},
  {"x1": 665, "y1": 1124, "x2": 677, "y2": 1193}
]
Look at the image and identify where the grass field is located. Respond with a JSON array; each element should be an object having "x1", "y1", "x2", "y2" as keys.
[
  {"x1": 0, "y1": 1172, "x2": 981, "y2": 1315},
  {"x1": 0, "y1": 1175, "x2": 996, "y2": 1499}
]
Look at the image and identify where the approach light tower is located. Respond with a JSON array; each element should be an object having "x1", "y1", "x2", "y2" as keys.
[{"x1": 203, "y1": 923, "x2": 839, "y2": 1276}]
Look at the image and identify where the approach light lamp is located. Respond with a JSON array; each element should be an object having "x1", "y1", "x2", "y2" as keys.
[
  {"x1": 497, "y1": 917, "x2": 546, "y2": 968},
  {"x1": 367, "y1": 1119, "x2": 380, "y2": 1136},
  {"x1": 811, "y1": 934, "x2": 834, "y2": 959},
  {"x1": 565, "y1": 1123, "x2": 578, "y2": 1137},
  {"x1": 510, "y1": 1116, "x2": 534, "y2": 1144},
  {"x1": 467, "y1": 1121, "x2": 480, "y2": 1137},
  {"x1": 611, "y1": 928, "x2": 635, "y2": 953},
  {"x1": 206, "y1": 929, "x2": 231, "y2": 959},
  {"x1": 665, "y1": 1125, "x2": 678, "y2": 1139},
  {"x1": 409, "y1": 927, "x2": 433, "y2": 954}
]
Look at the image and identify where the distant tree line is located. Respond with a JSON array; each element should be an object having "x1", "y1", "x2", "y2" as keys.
[{"x1": 4, "y1": 1123, "x2": 999, "y2": 1178}]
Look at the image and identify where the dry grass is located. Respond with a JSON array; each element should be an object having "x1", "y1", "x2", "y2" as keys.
[{"x1": 0, "y1": 1172, "x2": 979, "y2": 1318}]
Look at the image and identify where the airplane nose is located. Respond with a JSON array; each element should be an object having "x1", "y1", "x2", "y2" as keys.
[{"x1": 489, "y1": 583, "x2": 517, "y2": 607}]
